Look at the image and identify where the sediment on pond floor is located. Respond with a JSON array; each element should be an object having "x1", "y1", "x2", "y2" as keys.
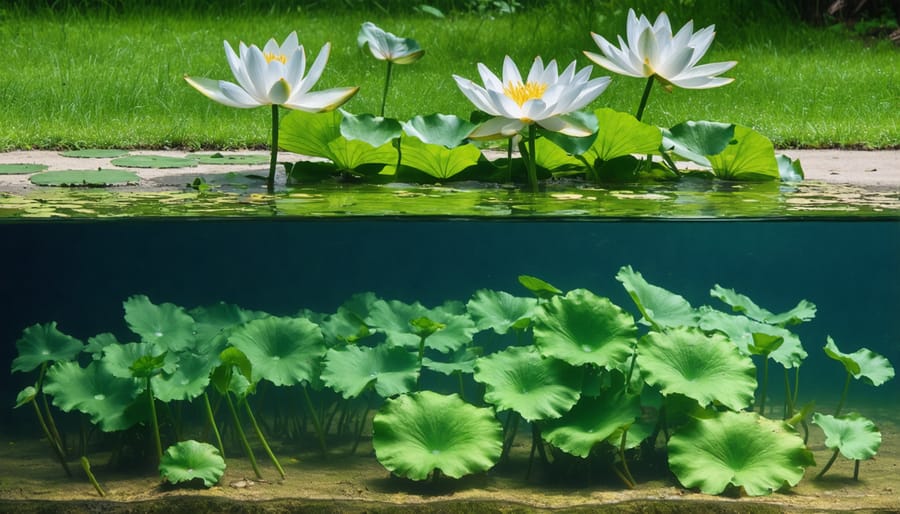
[{"x1": 1, "y1": 403, "x2": 897, "y2": 513}]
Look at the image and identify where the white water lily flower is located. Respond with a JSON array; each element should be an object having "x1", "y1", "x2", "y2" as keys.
[
  {"x1": 584, "y1": 9, "x2": 736, "y2": 89},
  {"x1": 453, "y1": 56, "x2": 610, "y2": 139},
  {"x1": 184, "y1": 31, "x2": 358, "y2": 111},
  {"x1": 358, "y1": 22, "x2": 425, "y2": 64}
]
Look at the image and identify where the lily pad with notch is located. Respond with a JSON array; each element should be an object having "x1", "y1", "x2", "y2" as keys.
[
  {"x1": 111, "y1": 155, "x2": 198, "y2": 169},
  {"x1": 29, "y1": 169, "x2": 140, "y2": 187}
]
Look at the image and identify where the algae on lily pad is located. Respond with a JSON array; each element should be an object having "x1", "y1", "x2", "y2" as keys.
[
  {"x1": 474, "y1": 346, "x2": 582, "y2": 422},
  {"x1": 11, "y1": 322, "x2": 83, "y2": 373},
  {"x1": 812, "y1": 412, "x2": 882, "y2": 461},
  {"x1": 29, "y1": 169, "x2": 140, "y2": 187},
  {"x1": 638, "y1": 327, "x2": 757, "y2": 411},
  {"x1": 159, "y1": 440, "x2": 226, "y2": 487},
  {"x1": 111, "y1": 155, "x2": 198, "y2": 168},
  {"x1": 668, "y1": 410, "x2": 815, "y2": 496},
  {"x1": 533, "y1": 288, "x2": 636, "y2": 369},
  {"x1": 0, "y1": 163, "x2": 48, "y2": 174},
  {"x1": 372, "y1": 391, "x2": 502, "y2": 480}
]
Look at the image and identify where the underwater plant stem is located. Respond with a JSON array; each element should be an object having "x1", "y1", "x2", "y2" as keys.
[
  {"x1": 834, "y1": 371, "x2": 852, "y2": 417},
  {"x1": 31, "y1": 399, "x2": 72, "y2": 477},
  {"x1": 146, "y1": 377, "x2": 162, "y2": 463},
  {"x1": 225, "y1": 393, "x2": 262, "y2": 479},
  {"x1": 783, "y1": 369, "x2": 795, "y2": 418},
  {"x1": 380, "y1": 61, "x2": 393, "y2": 117},
  {"x1": 38, "y1": 362, "x2": 65, "y2": 458},
  {"x1": 759, "y1": 358, "x2": 769, "y2": 415},
  {"x1": 793, "y1": 367, "x2": 801, "y2": 406},
  {"x1": 618, "y1": 428, "x2": 637, "y2": 488},
  {"x1": 526, "y1": 124, "x2": 538, "y2": 193},
  {"x1": 301, "y1": 385, "x2": 328, "y2": 455},
  {"x1": 80, "y1": 456, "x2": 105, "y2": 497},
  {"x1": 853, "y1": 459, "x2": 860, "y2": 480},
  {"x1": 456, "y1": 371, "x2": 466, "y2": 402},
  {"x1": 815, "y1": 448, "x2": 841, "y2": 480},
  {"x1": 350, "y1": 406, "x2": 368, "y2": 455},
  {"x1": 501, "y1": 411, "x2": 520, "y2": 461},
  {"x1": 624, "y1": 345, "x2": 638, "y2": 394},
  {"x1": 267, "y1": 104, "x2": 279, "y2": 193},
  {"x1": 242, "y1": 399, "x2": 285, "y2": 480},
  {"x1": 203, "y1": 392, "x2": 225, "y2": 458},
  {"x1": 635, "y1": 75, "x2": 655, "y2": 121}
]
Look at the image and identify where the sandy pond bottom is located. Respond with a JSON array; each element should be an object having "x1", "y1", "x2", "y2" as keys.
[{"x1": 1, "y1": 404, "x2": 898, "y2": 514}]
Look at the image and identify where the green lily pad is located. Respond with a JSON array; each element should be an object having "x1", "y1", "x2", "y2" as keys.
[
  {"x1": 340, "y1": 111, "x2": 403, "y2": 148},
  {"x1": 823, "y1": 336, "x2": 895, "y2": 386},
  {"x1": 227, "y1": 316, "x2": 326, "y2": 387},
  {"x1": 616, "y1": 265, "x2": 698, "y2": 329},
  {"x1": 776, "y1": 154, "x2": 805, "y2": 182},
  {"x1": 423, "y1": 346, "x2": 481, "y2": 375},
  {"x1": 159, "y1": 440, "x2": 226, "y2": 487},
  {"x1": 518, "y1": 275, "x2": 563, "y2": 300},
  {"x1": 812, "y1": 412, "x2": 881, "y2": 461},
  {"x1": 661, "y1": 120, "x2": 735, "y2": 167},
  {"x1": 668, "y1": 410, "x2": 815, "y2": 496},
  {"x1": 85, "y1": 333, "x2": 119, "y2": 361},
  {"x1": 699, "y1": 308, "x2": 807, "y2": 368},
  {"x1": 101, "y1": 342, "x2": 173, "y2": 379},
  {"x1": 402, "y1": 113, "x2": 475, "y2": 148},
  {"x1": 710, "y1": 284, "x2": 816, "y2": 326},
  {"x1": 321, "y1": 344, "x2": 418, "y2": 399},
  {"x1": 190, "y1": 153, "x2": 270, "y2": 165},
  {"x1": 533, "y1": 288, "x2": 636, "y2": 370},
  {"x1": 474, "y1": 346, "x2": 582, "y2": 422},
  {"x1": 372, "y1": 391, "x2": 502, "y2": 480},
  {"x1": 582, "y1": 108, "x2": 661, "y2": 164},
  {"x1": 111, "y1": 155, "x2": 198, "y2": 168},
  {"x1": 152, "y1": 352, "x2": 218, "y2": 403},
  {"x1": 280, "y1": 110, "x2": 397, "y2": 173},
  {"x1": 11, "y1": 322, "x2": 83, "y2": 373},
  {"x1": 60, "y1": 149, "x2": 129, "y2": 158},
  {"x1": 123, "y1": 295, "x2": 197, "y2": 353},
  {"x1": 44, "y1": 361, "x2": 142, "y2": 432},
  {"x1": 0, "y1": 163, "x2": 48, "y2": 174},
  {"x1": 638, "y1": 327, "x2": 757, "y2": 411},
  {"x1": 541, "y1": 388, "x2": 641, "y2": 458},
  {"x1": 399, "y1": 136, "x2": 482, "y2": 180},
  {"x1": 466, "y1": 289, "x2": 537, "y2": 335},
  {"x1": 29, "y1": 169, "x2": 140, "y2": 186},
  {"x1": 707, "y1": 125, "x2": 779, "y2": 181}
]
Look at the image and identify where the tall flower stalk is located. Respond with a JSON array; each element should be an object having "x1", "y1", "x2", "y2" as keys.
[
  {"x1": 185, "y1": 32, "x2": 359, "y2": 192},
  {"x1": 357, "y1": 22, "x2": 424, "y2": 117},
  {"x1": 453, "y1": 56, "x2": 610, "y2": 192},
  {"x1": 585, "y1": 9, "x2": 736, "y2": 121}
]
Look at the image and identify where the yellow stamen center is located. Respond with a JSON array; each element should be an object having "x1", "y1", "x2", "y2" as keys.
[
  {"x1": 264, "y1": 52, "x2": 287, "y2": 65},
  {"x1": 503, "y1": 81, "x2": 547, "y2": 107}
]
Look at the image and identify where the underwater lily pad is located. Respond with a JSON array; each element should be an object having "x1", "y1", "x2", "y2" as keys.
[
  {"x1": 321, "y1": 344, "x2": 418, "y2": 399},
  {"x1": 11, "y1": 322, "x2": 83, "y2": 373},
  {"x1": 123, "y1": 295, "x2": 197, "y2": 352},
  {"x1": 423, "y1": 346, "x2": 481, "y2": 375},
  {"x1": 616, "y1": 265, "x2": 698, "y2": 329},
  {"x1": 60, "y1": 149, "x2": 129, "y2": 158},
  {"x1": 541, "y1": 388, "x2": 641, "y2": 458},
  {"x1": 474, "y1": 346, "x2": 582, "y2": 422},
  {"x1": 812, "y1": 412, "x2": 881, "y2": 461},
  {"x1": 29, "y1": 169, "x2": 140, "y2": 186},
  {"x1": 466, "y1": 289, "x2": 537, "y2": 335},
  {"x1": 533, "y1": 288, "x2": 636, "y2": 369},
  {"x1": 638, "y1": 327, "x2": 757, "y2": 411},
  {"x1": 152, "y1": 352, "x2": 218, "y2": 403},
  {"x1": 227, "y1": 316, "x2": 326, "y2": 387},
  {"x1": 159, "y1": 440, "x2": 226, "y2": 487},
  {"x1": 823, "y1": 336, "x2": 895, "y2": 386},
  {"x1": 710, "y1": 284, "x2": 816, "y2": 326},
  {"x1": 44, "y1": 361, "x2": 142, "y2": 432},
  {"x1": 190, "y1": 153, "x2": 269, "y2": 165},
  {"x1": 668, "y1": 410, "x2": 815, "y2": 496},
  {"x1": 518, "y1": 275, "x2": 562, "y2": 299},
  {"x1": 699, "y1": 308, "x2": 807, "y2": 368},
  {"x1": 0, "y1": 163, "x2": 48, "y2": 174},
  {"x1": 101, "y1": 342, "x2": 173, "y2": 379},
  {"x1": 111, "y1": 155, "x2": 198, "y2": 168},
  {"x1": 372, "y1": 391, "x2": 503, "y2": 480}
]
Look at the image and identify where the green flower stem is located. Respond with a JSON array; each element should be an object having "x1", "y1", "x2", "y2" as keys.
[
  {"x1": 834, "y1": 371, "x2": 852, "y2": 417},
  {"x1": 301, "y1": 384, "x2": 328, "y2": 455},
  {"x1": 635, "y1": 75, "x2": 655, "y2": 121},
  {"x1": 145, "y1": 377, "x2": 162, "y2": 463},
  {"x1": 225, "y1": 392, "x2": 262, "y2": 479},
  {"x1": 203, "y1": 392, "x2": 225, "y2": 458},
  {"x1": 815, "y1": 447, "x2": 841, "y2": 480},
  {"x1": 30, "y1": 399, "x2": 71, "y2": 477},
  {"x1": 80, "y1": 456, "x2": 105, "y2": 497},
  {"x1": 267, "y1": 104, "x2": 279, "y2": 193},
  {"x1": 242, "y1": 399, "x2": 285, "y2": 480},
  {"x1": 506, "y1": 136, "x2": 514, "y2": 183},
  {"x1": 526, "y1": 124, "x2": 538, "y2": 193},
  {"x1": 380, "y1": 61, "x2": 393, "y2": 117}
]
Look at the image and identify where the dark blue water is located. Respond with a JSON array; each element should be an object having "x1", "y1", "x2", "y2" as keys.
[{"x1": 1, "y1": 219, "x2": 897, "y2": 432}]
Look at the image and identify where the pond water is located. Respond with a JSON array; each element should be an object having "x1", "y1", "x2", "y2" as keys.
[{"x1": 0, "y1": 203, "x2": 898, "y2": 510}]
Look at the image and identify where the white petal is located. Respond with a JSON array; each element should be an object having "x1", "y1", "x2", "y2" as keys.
[
  {"x1": 453, "y1": 75, "x2": 503, "y2": 116},
  {"x1": 184, "y1": 76, "x2": 261, "y2": 108},
  {"x1": 667, "y1": 75, "x2": 734, "y2": 89},
  {"x1": 284, "y1": 47, "x2": 307, "y2": 89},
  {"x1": 283, "y1": 86, "x2": 359, "y2": 112},
  {"x1": 537, "y1": 114, "x2": 593, "y2": 137},
  {"x1": 268, "y1": 78, "x2": 291, "y2": 105},
  {"x1": 469, "y1": 117, "x2": 524, "y2": 140},
  {"x1": 280, "y1": 31, "x2": 299, "y2": 55},
  {"x1": 224, "y1": 41, "x2": 256, "y2": 96},
  {"x1": 584, "y1": 50, "x2": 637, "y2": 77},
  {"x1": 675, "y1": 60, "x2": 738, "y2": 80},
  {"x1": 477, "y1": 62, "x2": 504, "y2": 93},
  {"x1": 526, "y1": 56, "x2": 547, "y2": 85},
  {"x1": 243, "y1": 46, "x2": 272, "y2": 102},
  {"x1": 297, "y1": 43, "x2": 331, "y2": 96},
  {"x1": 501, "y1": 56, "x2": 523, "y2": 86},
  {"x1": 655, "y1": 44, "x2": 694, "y2": 80}
]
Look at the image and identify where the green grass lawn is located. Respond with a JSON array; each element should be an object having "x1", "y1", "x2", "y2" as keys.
[{"x1": 1, "y1": 4, "x2": 897, "y2": 150}]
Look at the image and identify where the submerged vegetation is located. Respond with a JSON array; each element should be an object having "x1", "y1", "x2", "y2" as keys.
[{"x1": 10, "y1": 265, "x2": 894, "y2": 497}]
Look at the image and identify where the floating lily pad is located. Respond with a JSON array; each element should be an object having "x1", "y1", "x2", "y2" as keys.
[
  {"x1": 29, "y1": 169, "x2": 140, "y2": 186},
  {"x1": 159, "y1": 440, "x2": 226, "y2": 487},
  {"x1": 60, "y1": 149, "x2": 129, "y2": 158},
  {"x1": 0, "y1": 163, "x2": 48, "y2": 174},
  {"x1": 190, "y1": 153, "x2": 270, "y2": 165},
  {"x1": 111, "y1": 155, "x2": 198, "y2": 168}
]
